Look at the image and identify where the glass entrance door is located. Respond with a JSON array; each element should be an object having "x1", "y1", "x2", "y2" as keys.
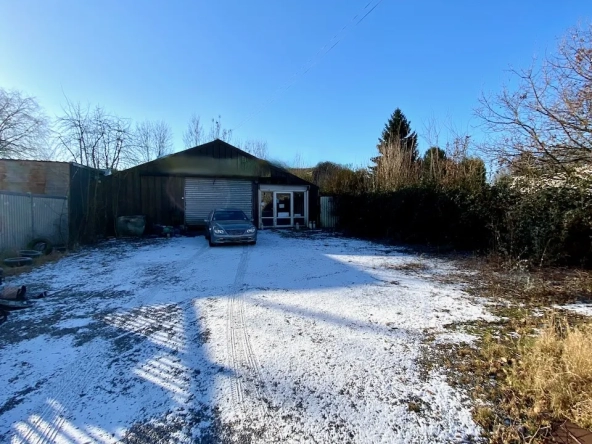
[
  {"x1": 276, "y1": 193, "x2": 292, "y2": 226},
  {"x1": 259, "y1": 188, "x2": 307, "y2": 228},
  {"x1": 261, "y1": 191, "x2": 274, "y2": 227}
]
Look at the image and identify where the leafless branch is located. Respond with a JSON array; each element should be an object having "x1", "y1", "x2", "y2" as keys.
[
  {"x1": 207, "y1": 115, "x2": 232, "y2": 143},
  {"x1": 182, "y1": 114, "x2": 204, "y2": 148},
  {"x1": 476, "y1": 23, "x2": 592, "y2": 177},
  {"x1": 0, "y1": 87, "x2": 48, "y2": 158},
  {"x1": 55, "y1": 99, "x2": 132, "y2": 170},
  {"x1": 183, "y1": 114, "x2": 234, "y2": 146},
  {"x1": 129, "y1": 120, "x2": 173, "y2": 165},
  {"x1": 236, "y1": 139, "x2": 269, "y2": 159}
]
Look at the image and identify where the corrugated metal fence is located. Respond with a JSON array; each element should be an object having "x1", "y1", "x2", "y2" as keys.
[
  {"x1": 0, "y1": 191, "x2": 68, "y2": 252},
  {"x1": 320, "y1": 196, "x2": 338, "y2": 229}
]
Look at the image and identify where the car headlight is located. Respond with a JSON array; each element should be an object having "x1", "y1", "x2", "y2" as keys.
[
  {"x1": 246, "y1": 227, "x2": 256, "y2": 234},
  {"x1": 213, "y1": 228, "x2": 225, "y2": 235}
]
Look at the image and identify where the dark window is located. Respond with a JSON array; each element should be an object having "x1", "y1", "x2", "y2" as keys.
[
  {"x1": 294, "y1": 192, "x2": 305, "y2": 217},
  {"x1": 214, "y1": 210, "x2": 248, "y2": 221},
  {"x1": 261, "y1": 192, "x2": 273, "y2": 218}
]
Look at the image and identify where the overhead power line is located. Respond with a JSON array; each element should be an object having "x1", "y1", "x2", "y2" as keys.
[{"x1": 234, "y1": 0, "x2": 385, "y2": 131}]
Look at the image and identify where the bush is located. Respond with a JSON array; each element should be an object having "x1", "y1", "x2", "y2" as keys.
[
  {"x1": 489, "y1": 184, "x2": 592, "y2": 267},
  {"x1": 334, "y1": 183, "x2": 592, "y2": 267},
  {"x1": 335, "y1": 186, "x2": 491, "y2": 250}
]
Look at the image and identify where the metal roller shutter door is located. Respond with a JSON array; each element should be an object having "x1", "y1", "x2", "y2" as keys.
[{"x1": 184, "y1": 178, "x2": 253, "y2": 225}]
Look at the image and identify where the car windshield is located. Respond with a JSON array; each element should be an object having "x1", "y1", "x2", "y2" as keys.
[{"x1": 213, "y1": 210, "x2": 248, "y2": 221}]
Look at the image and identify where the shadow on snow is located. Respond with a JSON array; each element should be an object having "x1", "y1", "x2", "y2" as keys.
[{"x1": 0, "y1": 230, "x2": 422, "y2": 443}]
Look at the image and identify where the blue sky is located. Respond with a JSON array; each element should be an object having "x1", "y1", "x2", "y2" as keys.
[{"x1": 0, "y1": 1, "x2": 590, "y2": 167}]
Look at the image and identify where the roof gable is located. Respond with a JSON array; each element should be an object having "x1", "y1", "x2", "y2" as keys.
[{"x1": 122, "y1": 139, "x2": 315, "y2": 186}]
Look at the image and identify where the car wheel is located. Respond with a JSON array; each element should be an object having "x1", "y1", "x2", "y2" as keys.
[
  {"x1": 249, "y1": 241, "x2": 257, "y2": 246},
  {"x1": 209, "y1": 238, "x2": 215, "y2": 247}
]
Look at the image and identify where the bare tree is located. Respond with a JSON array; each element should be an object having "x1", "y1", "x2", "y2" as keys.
[
  {"x1": 0, "y1": 87, "x2": 48, "y2": 158},
  {"x1": 421, "y1": 114, "x2": 442, "y2": 150},
  {"x1": 55, "y1": 99, "x2": 132, "y2": 170},
  {"x1": 36, "y1": 142, "x2": 65, "y2": 162},
  {"x1": 182, "y1": 114, "x2": 204, "y2": 148},
  {"x1": 131, "y1": 120, "x2": 173, "y2": 165},
  {"x1": 477, "y1": 23, "x2": 592, "y2": 176},
  {"x1": 237, "y1": 139, "x2": 269, "y2": 159},
  {"x1": 208, "y1": 115, "x2": 233, "y2": 143},
  {"x1": 183, "y1": 114, "x2": 233, "y2": 146},
  {"x1": 290, "y1": 152, "x2": 305, "y2": 169}
]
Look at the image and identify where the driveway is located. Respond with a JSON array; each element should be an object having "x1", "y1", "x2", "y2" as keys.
[{"x1": 0, "y1": 231, "x2": 493, "y2": 443}]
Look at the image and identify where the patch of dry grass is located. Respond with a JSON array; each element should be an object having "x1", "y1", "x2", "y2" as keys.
[
  {"x1": 427, "y1": 258, "x2": 592, "y2": 443},
  {"x1": 462, "y1": 257, "x2": 592, "y2": 307},
  {"x1": 510, "y1": 317, "x2": 592, "y2": 429},
  {"x1": 384, "y1": 261, "x2": 430, "y2": 272},
  {"x1": 464, "y1": 315, "x2": 592, "y2": 443}
]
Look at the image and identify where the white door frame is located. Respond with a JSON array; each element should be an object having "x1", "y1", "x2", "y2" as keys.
[{"x1": 258, "y1": 185, "x2": 309, "y2": 228}]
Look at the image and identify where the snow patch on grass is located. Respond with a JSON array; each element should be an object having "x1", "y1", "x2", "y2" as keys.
[{"x1": 556, "y1": 302, "x2": 592, "y2": 317}]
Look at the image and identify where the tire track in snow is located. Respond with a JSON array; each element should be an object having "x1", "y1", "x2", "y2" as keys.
[
  {"x1": 225, "y1": 246, "x2": 285, "y2": 442},
  {"x1": 226, "y1": 247, "x2": 249, "y2": 412},
  {"x1": 17, "y1": 242, "x2": 211, "y2": 444},
  {"x1": 226, "y1": 246, "x2": 268, "y2": 418}
]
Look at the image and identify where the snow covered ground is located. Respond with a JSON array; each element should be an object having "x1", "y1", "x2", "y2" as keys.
[
  {"x1": 0, "y1": 231, "x2": 494, "y2": 443},
  {"x1": 555, "y1": 303, "x2": 592, "y2": 317}
]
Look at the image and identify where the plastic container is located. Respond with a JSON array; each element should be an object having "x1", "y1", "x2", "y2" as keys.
[{"x1": 116, "y1": 215, "x2": 146, "y2": 237}]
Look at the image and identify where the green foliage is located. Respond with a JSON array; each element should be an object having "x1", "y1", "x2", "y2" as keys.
[
  {"x1": 334, "y1": 183, "x2": 592, "y2": 267},
  {"x1": 458, "y1": 157, "x2": 487, "y2": 189},
  {"x1": 329, "y1": 97, "x2": 592, "y2": 266},
  {"x1": 310, "y1": 161, "x2": 368, "y2": 195},
  {"x1": 287, "y1": 167, "x2": 314, "y2": 183},
  {"x1": 423, "y1": 147, "x2": 446, "y2": 162},
  {"x1": 335, "y1": 186, "x2": 491, "y2": 250},
  {"x1": 488, "y1": 184, "x2": 592, "y2": 266},
  {"x1": 421, "y1": 147, "x2": 447, "y2": 184},
  {"x1": 378, "y1": 109, "x2": 418, "y2": 155},
  {"x1": 374, "y1": 108, "x2": 419, "y2": 165},
  {"x1": 312, "y1": 162, "x2": 342, "y2": 188}
]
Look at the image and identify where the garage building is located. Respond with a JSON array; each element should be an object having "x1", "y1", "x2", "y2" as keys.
[{"x1": 102, "y1": 140, "x2": 319, "y2": 230}]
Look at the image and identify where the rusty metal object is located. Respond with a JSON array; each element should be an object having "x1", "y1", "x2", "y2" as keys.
[
  {"x1": 0, "y1": 160, "x2": 69, "y2": 195},
  {"x1": 550, "y1": 421, "x2": 592, "y2": 444}
]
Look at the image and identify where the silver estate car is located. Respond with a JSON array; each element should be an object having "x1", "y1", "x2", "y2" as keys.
[{"x1": 204, "y1": 208, "x2": 257, "y2": 246}]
